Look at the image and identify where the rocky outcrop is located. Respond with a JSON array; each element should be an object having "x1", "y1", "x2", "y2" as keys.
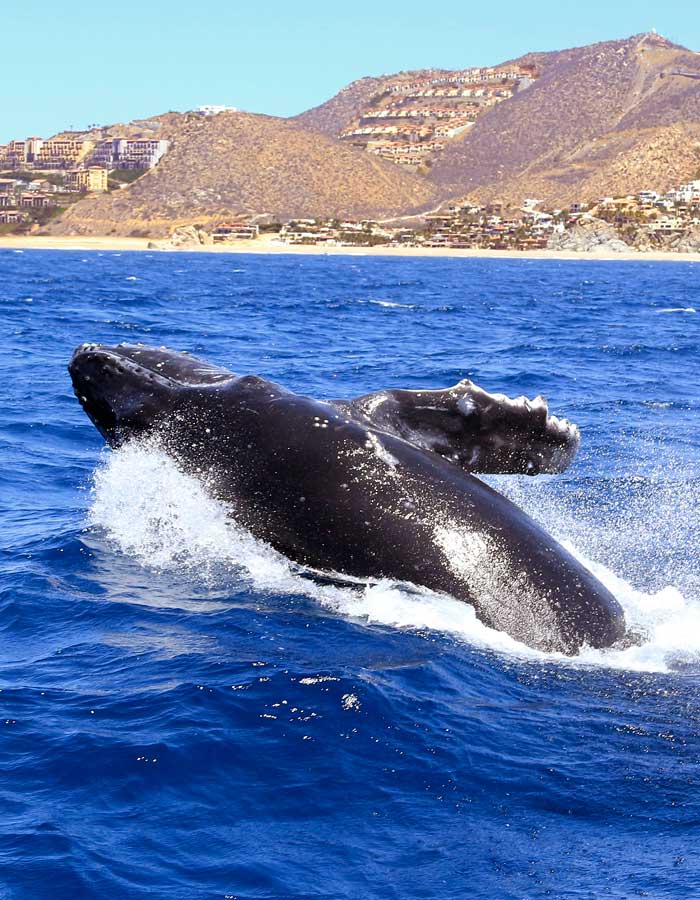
[
  {"x1": 630, "y1": 225, "x2": 700, "y2": 253},
  {"x1": 147, "y1": 224, "x2": 213, "y2": 250},
  {"x1": 548, "y1": 218, "x2": 632, "y2": 253},
  {"x1": 671, "y1": 225, "x2": 700, "y2": 253}
]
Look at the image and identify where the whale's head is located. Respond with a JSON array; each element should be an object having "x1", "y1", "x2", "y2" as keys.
[{"x1": 68, "y1": 343, "x2": 237, "y2": 445}]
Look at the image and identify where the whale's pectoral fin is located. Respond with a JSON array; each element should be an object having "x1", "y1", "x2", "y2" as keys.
[{"x1": 335, "y1": 380, "x2": 581, "y2": 475}]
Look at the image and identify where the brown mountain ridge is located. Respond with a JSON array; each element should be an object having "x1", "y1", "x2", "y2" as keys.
[
  {"x1": 46, "y1": 32, "x2": 700, "y2": 236},
  {"x1": 430, "y1": 32, "x2": 700, "y2": 205}
]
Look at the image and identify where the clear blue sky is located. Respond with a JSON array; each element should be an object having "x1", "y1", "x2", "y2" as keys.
[{"x1": 3, "y1": 0, "x2": 698, "y2": 142}]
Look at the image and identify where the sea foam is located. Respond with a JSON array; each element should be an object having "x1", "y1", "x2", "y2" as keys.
[{"x1": 87, "y1": 442, "x2": 699, "y2": 674}]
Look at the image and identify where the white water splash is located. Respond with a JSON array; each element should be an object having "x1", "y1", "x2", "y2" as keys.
[
  {"x1": 367, "y1": 299, "x2": 415, "y2": 309},
  {"x1": 87, "y1": 442, "x2": 699, "y2": 674}
]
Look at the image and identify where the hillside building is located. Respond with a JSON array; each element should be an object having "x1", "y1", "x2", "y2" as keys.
[
  {"x1": 0, "y1": 210, "x2": 28, "y2": 225},
  {"x1": 90, "y1": 138, "x2": 169, "y2": 170},
  {"x1": 0, "y1": 140, "x2": 31, "y2": 168},
  {"x1": 212, "y1": 222, "x2": 259, "y2": 242},
  {"x1": 192, "y1": 105, "x2": 237, "y2": 116},
  {"x1": 64, "y1": 167, "x2": 109, "y2": 193},
  {"x1": 34, "y1": 139, "x2": 94, "y2": 169},
  {"x1": 18, "y1": 193, "x2": 55, "y2": 208}
]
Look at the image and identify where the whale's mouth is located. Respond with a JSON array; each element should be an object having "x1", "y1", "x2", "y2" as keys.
[
  {"x1": 69, "y1": 343, "x2": 235, "y2": 388},
  {"x1": 68, "y1": 343, "x2": 235, "y2": 443}
]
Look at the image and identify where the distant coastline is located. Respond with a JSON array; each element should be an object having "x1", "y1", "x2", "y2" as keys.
[{"x1": 2, "y1": 233, "x2": 700, "y2": 263}]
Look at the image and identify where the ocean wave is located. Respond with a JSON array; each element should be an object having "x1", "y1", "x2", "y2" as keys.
[{"x1": 367, "y1": 299, "x2": 416, "y2": 309}]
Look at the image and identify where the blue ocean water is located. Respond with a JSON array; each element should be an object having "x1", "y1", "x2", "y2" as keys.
[{"x1": 0, "y1": 248, "x2": 699, "y2": 900}]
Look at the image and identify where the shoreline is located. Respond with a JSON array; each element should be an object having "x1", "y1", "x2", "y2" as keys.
[{"x1": 1, "y1": 233, "x2": 700, "y2": 263}]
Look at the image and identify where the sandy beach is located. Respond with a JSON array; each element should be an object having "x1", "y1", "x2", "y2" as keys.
[{"x1": 1, "y1": 232, "x2": 699, "y2": 263}]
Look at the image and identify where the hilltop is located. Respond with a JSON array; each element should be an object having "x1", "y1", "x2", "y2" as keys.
[
  {"x1": 49, "y1": 112, "x2": 183, "y2": 144},
  {"x1": 293, "y1": 75, "x2": 394, "y2": 136}
]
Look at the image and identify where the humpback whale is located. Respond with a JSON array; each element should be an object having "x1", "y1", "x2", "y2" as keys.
[{"x1": 68, "y1": 342, "x2": 626, "y2": 654}]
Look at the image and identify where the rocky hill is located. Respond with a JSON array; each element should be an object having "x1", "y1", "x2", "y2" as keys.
[
  {"x1": 292, "y1": 32, "x2": 700, "y2": 208},
  {"x1": 47, "y1": 111, "x2": 438, "y2": 237},
  {"x1": 294, "y1": 64, "x2": 538, "y2": 172},
  {"x1": 428, "y1": 33, "x2": 700, "y2": 205}
]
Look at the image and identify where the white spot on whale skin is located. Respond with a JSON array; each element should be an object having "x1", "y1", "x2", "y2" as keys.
[
  {"x1": 434, "y1": 527, "x2": 488, "y2": 578},
  {"x1": 364, "y1": 432, "x2": 399, "y2": 468},
  {"x1": 456, "y1": 396, "x2": 477, "y2": 416}
]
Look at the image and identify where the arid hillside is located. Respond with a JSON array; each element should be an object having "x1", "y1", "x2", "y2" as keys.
[
  {"x1": 293, "y1": 75, "x2": 395, "y2": 137},
  {"x1": 428, "y1": 33, "x2": 700, "y2": 205},
  {"x1": 47, "y1": 111, "x2": 438, "y2": 237},
  {"x1": 294, "y1": 64, "x2": 538, "y2": 172},
  {"x1": 289, "y1": 32, "x2": 700, "y2": 207}
]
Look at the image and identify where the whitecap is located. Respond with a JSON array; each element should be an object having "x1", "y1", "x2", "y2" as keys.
[{"x1": 368, "y1": 299, "x2": 415, "y2": 309}]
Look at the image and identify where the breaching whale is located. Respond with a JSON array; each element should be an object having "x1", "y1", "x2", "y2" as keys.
[{"x1": 68, "y1": 342, "x2": 626, "y2": 654}]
